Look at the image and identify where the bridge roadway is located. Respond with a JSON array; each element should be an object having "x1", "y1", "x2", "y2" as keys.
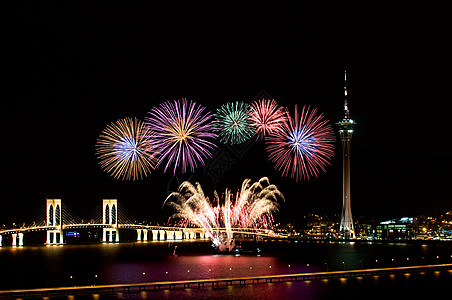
[
  {"x1": 0, "y1": 263, "x2": 451, "y2": 298},
  {"x1": 0, "y1": 225, "x2": 275, "y2": 237}
]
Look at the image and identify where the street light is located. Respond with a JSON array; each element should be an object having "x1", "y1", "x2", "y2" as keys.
[
  {"x1": 142, "y1": 272, "x2": 146, "y2": 283},
  {"x1": 342, "y1": 261, "x2": 346, "y2": 270}
]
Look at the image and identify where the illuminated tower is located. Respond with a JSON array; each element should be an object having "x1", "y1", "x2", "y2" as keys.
[{"x1": 336, "y1": 70, "x2": 356, "y2": 239}]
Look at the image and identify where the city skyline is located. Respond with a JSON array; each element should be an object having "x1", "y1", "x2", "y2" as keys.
[{"x1": 5, "y1": 3, "x2": 452, "y2": 225}]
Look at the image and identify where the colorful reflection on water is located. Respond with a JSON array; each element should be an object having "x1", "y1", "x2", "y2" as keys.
[{"x1": 0, "y1": 240, "x2": 451, "y2": 299}]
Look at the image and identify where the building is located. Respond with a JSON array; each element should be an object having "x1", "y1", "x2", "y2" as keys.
[
  {"x1": 303, "y1": 214, "x2": 337, "y2": 239},
  {"x1": 375, "y1": 217, "x2": 414, "y2": 240}
]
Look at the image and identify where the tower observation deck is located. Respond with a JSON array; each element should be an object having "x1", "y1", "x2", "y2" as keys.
[{"x1": 336, "y1": 70, "x2": 356, "y2": 239}]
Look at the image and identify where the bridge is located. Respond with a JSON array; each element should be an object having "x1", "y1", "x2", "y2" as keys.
[
  {"x1": 0, "y1": 199, "x2": 276, "y2": 247},
  {"x1": 1, "y1": 263, "x2": 451, "y2": 298}
]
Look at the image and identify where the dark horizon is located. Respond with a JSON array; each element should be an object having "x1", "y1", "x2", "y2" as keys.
[{"x1": 5, "y1": 3, "x2": 452, "y2": 226}]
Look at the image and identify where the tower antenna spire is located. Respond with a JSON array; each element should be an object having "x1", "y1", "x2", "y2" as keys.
[{"x1": 344, "y1": 70, "x2": 349, "y2": 117}]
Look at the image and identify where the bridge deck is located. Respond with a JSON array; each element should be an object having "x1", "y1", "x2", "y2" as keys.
[
  {"x1": 0, "y1": 263, "x2": 451, "y2": 298},
  {"x1": 0, "y1": 225, "x2": 274, "y2": 235}
]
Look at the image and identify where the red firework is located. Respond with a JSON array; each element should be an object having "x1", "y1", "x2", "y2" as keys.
[
  {"x1": 265, "y1": 105, "x2": 335, "y2": 181},
  {"x1": 249, "y1": 99, "x2": 286, "y2": 139}
]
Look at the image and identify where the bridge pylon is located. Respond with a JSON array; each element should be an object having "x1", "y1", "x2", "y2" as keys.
[
  {"x1": 46, "y1": 199, "x2": 63, "y2": 245},
  {"x1": 136, "y1": 229, "x2": 149, "y2": 242},
  {"x1": 102, "y1": 199, "x2": 119, "y2": 242}
]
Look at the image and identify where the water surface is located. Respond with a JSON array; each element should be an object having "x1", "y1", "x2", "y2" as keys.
[{"x1": 0, "y1": 240, "x2": 451, "y2": 299}]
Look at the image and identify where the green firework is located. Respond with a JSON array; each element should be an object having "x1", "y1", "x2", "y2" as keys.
[{"x1": 214, "y1": 101, "x2": 255, "y2": 144}]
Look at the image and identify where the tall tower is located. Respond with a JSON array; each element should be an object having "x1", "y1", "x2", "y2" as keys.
[{"x1": 336, "y1": 70, "x2": 356, "y2": 239}]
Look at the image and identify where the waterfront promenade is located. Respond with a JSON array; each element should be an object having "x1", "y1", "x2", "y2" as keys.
[{"x1": 1, "y1": 263, "x2": 451, "y2": 298}]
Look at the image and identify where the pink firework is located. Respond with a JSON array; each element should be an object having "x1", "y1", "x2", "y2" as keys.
[
  {"x1": 249, "y1": 99, "x2": 286, "y2": 138},
  {"x1": 266, "y1": 105, "x2": 335, "y2": 181},
  {"x1": 164, "y1": 177, "x2": 284, "y2": 249}
]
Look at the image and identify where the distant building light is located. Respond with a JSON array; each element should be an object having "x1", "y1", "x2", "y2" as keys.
[
  {"x1": 399, "y1": 217, "x2": 413, "y2": 223},
  {"x1": 380, "y1": 220, "x2": 395, "y2": 225},
  {"x1": 65, "y1": 232, "x2": 80, "y2": 237}
]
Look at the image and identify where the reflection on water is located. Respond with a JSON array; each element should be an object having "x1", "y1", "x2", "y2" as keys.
[
  {"x1": 0, "y1": 240, "x2": 451, "y2": 298},
  {"x1": 53, "y1": 271, "x2": 451, "y2": 299}
]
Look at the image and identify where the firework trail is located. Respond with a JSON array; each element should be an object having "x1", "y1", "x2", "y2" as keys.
[
  {"x1": 145, "y1": 98, "x2": 217, "y2": 174},
  {"x1": 266, "y1": 105, "x2": 335, "y2": 181},
  {"x1": 95, "y1": 117, "x2": 157, "y2": 181},
  {"x1": 164, "y1": 177, "x2": 284, "y2": 249},
  {"x1": 214, "y1": 101, "x2": 255, "y2": 144},
  {"x1": 249, "y1": 99, "x2": 286, "y2": 139}
]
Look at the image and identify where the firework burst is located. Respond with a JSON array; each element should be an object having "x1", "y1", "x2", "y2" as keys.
[
  {"x1": 145, "y1": 98, "x2": 217, "y2": 174},
  {"x1": 164, "y1": 177, "x2": 284, "y2": 250},
  {"x1": 95, "y1": 117, "x2": 157, "y2": 181},
  {"x1": 249, "y1": 98, "x2": 286, "y2": 139},
  {"x1": 214, "y1": 101, "x2": 255, "y2": 144},
  {"x1": 266, "y1": 105, "x2": 335, "y2": 181}
]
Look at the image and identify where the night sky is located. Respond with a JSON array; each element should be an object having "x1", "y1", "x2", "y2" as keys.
[{"x1": 5, "y1": 3, "x2": 452, "y2": 225}]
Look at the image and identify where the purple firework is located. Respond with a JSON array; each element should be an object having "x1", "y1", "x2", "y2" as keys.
[{"x1": 145, "y1": 98, "x2": 217, "y2": 174}]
